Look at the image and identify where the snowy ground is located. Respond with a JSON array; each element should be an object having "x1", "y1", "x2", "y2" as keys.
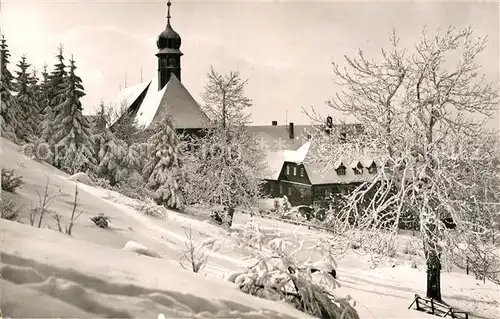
[{"x1": 1, "y1": 137, "x2": 499, "y2": 318}]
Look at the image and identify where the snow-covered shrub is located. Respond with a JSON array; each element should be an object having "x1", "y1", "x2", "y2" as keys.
[
  {"x1": 90, "y1": 213, "x2": 110, "y2": 228},
  {"x1": 113, "y1": 177, "x2": 152, "y2": 201},
  {"x1": 1, "y1": 169, "x2": 23, "y2": 192},
  {"x1": 403, "y1": 240, "x2": 419, "y2": 256},
  {"x1": 229, "y1": 217, "x2": 268, "y2": 252},
  {"x1": 136, "y1": 197, "x2": 168, "y2": 219},
  {"x1": 22, "y1": 136, "x2": 53, "y2": 164},
  {"x1": 274, "y1": 196, "x2": 292, "y2": 216},
  {"x1": 180, "y1": 226, "x2": 217, "y2": 273},
  {"x1": 228, "y1": 221, "x2": 359, "y2": 319},
  {"x1": 1, "y1": 193, "x2": 20, "y2": 221},
  {"x1": 93, "y1": 176, "x2": 112, "y2": 189}
]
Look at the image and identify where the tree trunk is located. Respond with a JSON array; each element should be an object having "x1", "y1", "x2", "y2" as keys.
[
  {"x1": 224, "y1": 206, "x2": 235, "y2": 228},
  {"x1": 425, "y1": 242, "x2": 442, "y2": 301}
]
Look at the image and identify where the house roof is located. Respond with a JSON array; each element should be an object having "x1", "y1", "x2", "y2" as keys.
[
  {"x1": 304, "y1": 161, "x2": 378, "y2": 185},
  {"x1": 262, "y1": 151, "x2": 286, "y2": 180},
  {"x1": 246, "y1": 125, "x2": 315, "y2": 152},
  {"x1": 284, "y1": 141, "x2": 311, "y2": 163},
  {"x1": 109, "y1": 74, "x2": 209, "y2": 130},
  {"x1": 270, "y1": 137, "x2": 388, "y2": 185}
]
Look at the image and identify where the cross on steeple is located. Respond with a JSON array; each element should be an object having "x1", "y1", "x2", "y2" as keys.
[{"x1": 167, "y1": 1, "x2": 172, "y2": 25}]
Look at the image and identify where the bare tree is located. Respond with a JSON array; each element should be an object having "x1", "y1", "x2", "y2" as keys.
[
  {"x1": 202, "y1": 65, "x2": 252, "y2": 127},
  {"x1": 309, "y1": 26, "x2": 500, "y2": 301}
]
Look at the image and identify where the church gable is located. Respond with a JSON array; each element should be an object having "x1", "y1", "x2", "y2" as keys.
[{"x1": 153, "y1": 74, "x2": 209, "y2": 129}]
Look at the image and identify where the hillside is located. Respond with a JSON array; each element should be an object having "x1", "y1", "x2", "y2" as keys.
[{"x1": 1, "y1": 137, "x2": 499, "y2": 318}]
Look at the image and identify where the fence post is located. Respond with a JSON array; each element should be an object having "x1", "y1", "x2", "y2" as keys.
[{"x1": 466, "y1": 257, "x2": 469, "y2": 275}]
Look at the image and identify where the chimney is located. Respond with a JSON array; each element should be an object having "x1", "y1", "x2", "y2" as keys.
[
  {"x1": 325, "y1": 115, "x2": 333, "y2": 135},
  {"x1": 271, "y1": 120, "x2": 278, "y2": 126},
  {"x1": 289, "y1": 122, "x2": 294, "y2": 139},
  {"x1": 326, "y1": 116, "x2": 333, "y2": 128}
]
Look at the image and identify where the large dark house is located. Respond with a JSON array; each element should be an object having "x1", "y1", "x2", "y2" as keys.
[
  {"x1": 106, "y1": 1, "x2": 209, "y2": 136},
  {"x1": 258, "y1": 119, "x2": 377, "y2": 207}
]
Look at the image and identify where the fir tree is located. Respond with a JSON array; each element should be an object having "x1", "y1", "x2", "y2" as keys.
[
  {"x1": 91, "y1": 102, "x2": 133, "y2": 185},
  {"x1": 49, "y1": 44, "x2": 67, "y2": 108},
  {"x1": 14, "y1": 55, "x2": 41, "y2": 139},
  {"x1": 43, "y1": 44, "x2": 67, "y2": 143},
  {"x1": 52, "y1": 55, "x2": 94, "y2": 174},
  {"x1": 0, "y1": 34, "x2": 20, "y2": 141},
  {"x1": 110, "y1": 102, "x2": 142, "y2": 145},
  {"x1": 38, "y1": 64, "x2": 52, "y2": 137},
  {"x1": 142, "y1": 114, "x2": 185, "y2": 209}
]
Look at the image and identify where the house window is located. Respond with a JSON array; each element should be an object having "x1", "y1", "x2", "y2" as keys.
[
  {"x1": 336, "y1": 165, "x2": 346, "y2": 175},
  {"x1": 325, "y1": 188, "x2": 331, "y2": 198},
  {"x1": 293, "y1": 167, "x2": 297, "y2": 176},
  {"x1": 368, "y1": 163, "x2": 377, "y2": 174},
  {"x1": 300, "y1": 167, "x2": 304, "y2": 177},
  {"x1": 288, "y1": 186, "x2": 292, "y2": 197},
  {"x1": 279, "y1": 184, "x2": 284, "y2": 195},
  {"x1": 286, "y1": 165, "x2": 290, "y2": 175}
]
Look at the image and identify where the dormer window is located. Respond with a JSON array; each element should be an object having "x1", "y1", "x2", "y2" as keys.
[
  {"x1": 353, "y1": 162, "x2": 363, "y2": 175},
  {"x1": 300, "y1": 167, "x2": 304, "y2": 177},
  {"x1": 336, "y1": 164, "x2": 346, "y2": 176},
  {"x1": 286, "y1": 165, "x2": 290, "y2": 175},
  {"x1": 293, "y1": 167, "x2": 297, "y2": 176},
  {"x1": 368, "y1": 162, "x2": 377, "y2": 174}
]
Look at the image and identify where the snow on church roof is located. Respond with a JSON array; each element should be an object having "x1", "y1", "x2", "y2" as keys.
[
  {"x1": 109, "y1": 81, "x2": 150, "y2": 125},
  {"x1": 111, "y1": 74, "x2": 209, "y2": 129},
  {"x1": 135, "y1": 77, "x2": 167, "y2": 128}
]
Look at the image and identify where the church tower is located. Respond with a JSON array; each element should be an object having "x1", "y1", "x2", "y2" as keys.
[{"x1": 156, "y1": 0, "x2": 183, "y2": 90}]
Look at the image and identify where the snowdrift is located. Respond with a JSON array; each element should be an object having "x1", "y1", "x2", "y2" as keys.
[{"x1": 0, "y1": 220, "x2": 310, "y2": 318}]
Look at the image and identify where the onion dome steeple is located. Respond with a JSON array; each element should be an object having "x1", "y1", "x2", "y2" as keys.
[
  {"x1": 156, "y1": 0, "x2": 183, "y2": 89},
  {"x1": 156, "y1": 1, "x2": 181, "y2": 51}
]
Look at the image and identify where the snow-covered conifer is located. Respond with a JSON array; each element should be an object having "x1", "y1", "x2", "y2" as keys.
[
  {"x1": 91, "y1": 102, "x2": 132, "y2": 185},
  {"x1": 42, "y1": 45, "x2": 67, "y2": 145},
  {"x1": 52, "y1": 55, "x2": 94, "y2": 174},
  {"x1": 142, "y1": 114, "x2": 185, "y2": 209},
  {"x1": 14, "y1": 55, "x2": 41, "y2": 139},
  {"x1": 0, "y1": 35, "x2": 20, "y2": 141}
]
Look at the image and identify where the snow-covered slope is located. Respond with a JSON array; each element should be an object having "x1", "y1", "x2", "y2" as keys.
[{"x1": 1, "y1": 137, "x2": 499, "y2": 318}]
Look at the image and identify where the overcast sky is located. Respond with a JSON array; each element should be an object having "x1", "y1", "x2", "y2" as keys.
[{"x1": 2, "y1": 0, "x2": 499, "y2": 129}]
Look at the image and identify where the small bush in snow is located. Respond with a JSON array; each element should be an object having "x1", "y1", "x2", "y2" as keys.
[
  {"x1": 1, "y1": 169, "x2": 23, "y2": 193},
  {"x1": 93, "y1": 176, "x2": 112, "y2": 189},
  {"x1": 1, "y1": 194, "x2": 21, "y2": 222},
  {"x1": 180, "y1": 226, "x2": 214, "y2": 273},
  {"x1": 136, "y1": 197, "x2": 168, "y2": 219},
  {"x1": 403, "y1": 241, "x2": 419, "y2": 256},
  {"x1": 113, "y1": 178, "x2": 152, "y2": 201},
  {"x1": 90, "y1": 213, "x2": 111, "y2": 228},
  {"x1": 53, "y1": 183, "x2": 83, "y2": 235},
  {"x1": 22, "y1": 136, "x2": 53, "y2": 164}
]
